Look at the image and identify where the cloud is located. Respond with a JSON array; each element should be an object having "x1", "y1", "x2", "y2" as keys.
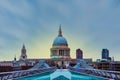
[
  {"x1": 0, "y1": 0, "x2": 34, "y2": 19},
  {"x1": 0, "y1": 0, "x2": 120, "y2": 61}
]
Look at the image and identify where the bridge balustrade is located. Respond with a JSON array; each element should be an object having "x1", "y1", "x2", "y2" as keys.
[
  {"x1": 69, "y1": 67, "x2": 120, "y2": 80},
  {"x1": 0, "y1": 67, "x2": 56, "y2": 80}
]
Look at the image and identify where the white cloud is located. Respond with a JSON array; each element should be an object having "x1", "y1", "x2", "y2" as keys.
[
  {"x1": 0, "y1": 0, "x2": 35, "y2": 20},
  {"x1": 0, "y1": 0, "x2": 120, "y2": 61}
]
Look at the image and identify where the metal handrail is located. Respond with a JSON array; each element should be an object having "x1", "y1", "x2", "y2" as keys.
[
  {"x1": 0, "y1": 67, "x2": 56, "y2": 80},
  {"x1": 69, "y1": 67, "x2": 120, "y2": 80}
]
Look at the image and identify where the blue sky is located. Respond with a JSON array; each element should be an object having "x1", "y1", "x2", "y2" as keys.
[{"x1": 0, "y1": 0, "x2": 120, "y2": 61}]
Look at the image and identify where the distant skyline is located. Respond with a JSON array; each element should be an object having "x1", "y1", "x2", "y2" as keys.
[{"x1": 0, "y1": 0, "x2": 120, "y2": 61}]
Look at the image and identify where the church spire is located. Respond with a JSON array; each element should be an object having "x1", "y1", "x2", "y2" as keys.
[
  {"x1": 23, "y1": 44, "x2": 25, "y2": 49},
  {"x1": 58, "y1": 24, "x2": 62, "y2": 36}
]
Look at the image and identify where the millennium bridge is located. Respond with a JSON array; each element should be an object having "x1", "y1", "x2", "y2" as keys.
[{"x1": 0, "y1": 60, "x2": 120, "y2": 80}]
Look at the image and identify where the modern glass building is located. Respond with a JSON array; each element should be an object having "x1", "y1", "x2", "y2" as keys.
[{"x1": 102, "y1": 49, "x2": 109, "y2": 59}]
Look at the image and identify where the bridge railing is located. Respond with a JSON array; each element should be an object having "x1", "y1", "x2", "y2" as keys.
[
  {"x1": 69, "y1": 67, "x2": 120, "y2": 80},
  {"x1": 0, "y1": 67, "x2": 56, "y2": 80}
]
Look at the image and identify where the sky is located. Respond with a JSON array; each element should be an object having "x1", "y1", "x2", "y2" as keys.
[{"x1": 0, "y1": 0, "x2": 120, "y2": 61}]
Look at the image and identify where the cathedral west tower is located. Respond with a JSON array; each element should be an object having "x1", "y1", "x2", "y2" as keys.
[
  {"x1": 20, "y1": 44, "x2": 27, "y2": 60},
  {"x1": 50, "y1": 25, "x2": 70, "y2": 59}
]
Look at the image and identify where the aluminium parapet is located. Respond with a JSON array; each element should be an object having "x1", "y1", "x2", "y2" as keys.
[
  {"x1": 69, "y1": 67, "x2": 120, "y2": 80},
  {"x1": 0, "y1": 67, "x2": 56, "y2": 80}
]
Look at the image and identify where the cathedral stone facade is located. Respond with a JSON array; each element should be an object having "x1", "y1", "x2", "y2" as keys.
[{"x1": 50, "y1": 25, "x2": 70, "y2": 59}]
